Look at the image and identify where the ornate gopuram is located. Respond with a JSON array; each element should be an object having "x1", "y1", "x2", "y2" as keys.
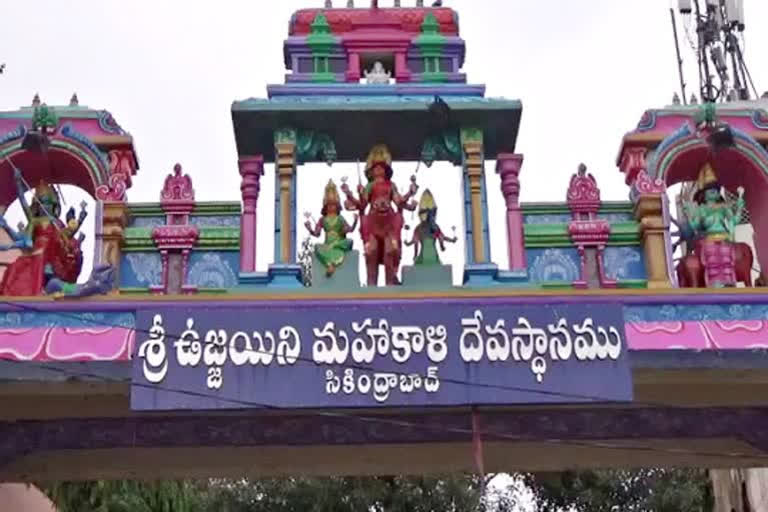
[{"x1": 1, "y1": 1, "x2": 768, "y2": 482}]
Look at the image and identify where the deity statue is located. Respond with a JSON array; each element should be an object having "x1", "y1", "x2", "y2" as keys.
[
  {"x1": 405, "y1": 189, "x2": 456, "y2": 265},
  {"x1": 682, "y1": 162, "x2": 746, "y2": 288},
  {"x1": 0, "y1": 168, "x2": 112, "y2": 296},
  {"x1": 364, "y1": 61, "x2": 391, "y2": 85},
  {"x1": 304, "y1": 180, "x2": 358, "y2": 277},
  {"x1": 341, "y1": 144, "x2": 418, "y2": 285}
]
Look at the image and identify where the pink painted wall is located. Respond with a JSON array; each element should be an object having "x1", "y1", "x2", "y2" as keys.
[{"x1": 0, "y1": 484, "x2": 57, "y2": 512}]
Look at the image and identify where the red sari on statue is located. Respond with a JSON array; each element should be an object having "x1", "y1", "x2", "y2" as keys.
[{"x1": 0, "y1": 222, "x2": 82, "y2": 296}]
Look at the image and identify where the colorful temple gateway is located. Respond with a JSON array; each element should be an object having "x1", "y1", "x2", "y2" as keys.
[{"x1": 1, "y1": 0, "x2": 768, "y2": 481}]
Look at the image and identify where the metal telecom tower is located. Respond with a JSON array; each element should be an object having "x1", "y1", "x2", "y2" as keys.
[{"x1": 676, "y1": 0, "x2": 758, "y2": 103}]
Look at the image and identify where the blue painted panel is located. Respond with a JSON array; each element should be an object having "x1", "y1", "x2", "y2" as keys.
[
  {"x1": 121, "y1": 252, "x2": 162, "y2": 288},
  {"x1": 524, "y1": 214, "x2": 570, "y2": 225},
  {"x1": 599, "y1": 213, "x2": 633, "y2": 223},
  {"x1": 603, "y1": 247, "x2": 646, "y2": 281},
  {"x1": 189, "y1": 215, "x2": 241, "y2": 228},
  {"x1": 129, "y1": 216, "x2": 164, "y2": 229},
  {"x1": 187, "y1": 251, "x2": 240, "y2": 289},
  {"x1": 625, "y1": 304, "x2": 768, "y2": 323},
  {"x1": 274, "y1": 171, "x2": 281, "y2": 263},
  {"x1": 0, "y1": 311, "x2": 135, "y2": 328},
  {"x1": 526, "y1": 248, "x2": 581, "y2": 283}
]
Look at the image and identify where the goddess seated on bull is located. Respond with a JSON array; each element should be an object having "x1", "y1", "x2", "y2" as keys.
[{"x1": 678, "y1": 162, "x2": 750, "y2": 288}]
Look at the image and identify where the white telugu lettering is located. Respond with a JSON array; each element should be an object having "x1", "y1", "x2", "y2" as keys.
[
  {"x1": 175, "y1": 318, "x2": 202, "y2": 366},
  {"x1": 459, "y1": 311, "x2": 484, "y2": 362},
  {"x1": 138, "y1": 314, "x2": 168, "y2": 383}
]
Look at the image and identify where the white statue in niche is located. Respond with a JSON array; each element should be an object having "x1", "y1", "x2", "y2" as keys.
[{"x1": 365, "y1": 61, "x2": 391, "y2": 84}]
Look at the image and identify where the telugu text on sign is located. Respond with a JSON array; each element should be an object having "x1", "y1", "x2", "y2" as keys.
[{"x1": 131, "y1": 302, "x2": 632, "y2": 411}]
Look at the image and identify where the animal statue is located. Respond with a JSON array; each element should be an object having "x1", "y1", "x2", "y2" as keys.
[
  {"x1": 341, "y1": 144, "x2": 418, "y2": 285},
  {"x1": 676, "y1": 240, "x2": 754, "y2": 288},
  {"x1": 304, "y1": 180, "x2": 358, "y2": 277}
]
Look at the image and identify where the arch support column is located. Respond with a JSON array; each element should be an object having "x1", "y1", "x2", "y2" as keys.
[
  {"x1": 461, "y1": 128, "x2": 499, "y2": 286},
  {"x1": 100, "y1": 201, "x2": 128, "y2": 294},
  {"x1": 269, "y1": 129, "x2": 302, "y2": 287},
  {"x1": 630, "y1": 166, "x2": 673, "y2": 289}
]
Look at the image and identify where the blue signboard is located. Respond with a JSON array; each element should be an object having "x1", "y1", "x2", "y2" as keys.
[{"x1": 130, "y1": 301, "x2": 632, "y2": 410}]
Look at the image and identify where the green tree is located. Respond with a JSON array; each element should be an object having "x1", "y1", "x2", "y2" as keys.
[
  {"x1": 523, "y1": 468, "x2": 714, "y2": 512},
  {"x1": 201, "y1": 475, "x2": 518, "y2": 512},
  {"x1": 44, "y1": 480, "x2": 204, "y2": 512},
  {"x1": 45, "y1": 475, "x2": 517, "y2": 512}
]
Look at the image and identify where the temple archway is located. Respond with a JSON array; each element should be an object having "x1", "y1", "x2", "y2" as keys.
[
  {"x1": 647, "y1": 122, "x2": 768, "y2": 281},
  {"x1": 0, "y1": 135, "x2": 110, "y2": 207}
]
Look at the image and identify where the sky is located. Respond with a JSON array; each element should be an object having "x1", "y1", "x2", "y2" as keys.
[{"x1": 1, "y1": 0, "x2": 767, "y2": 283}]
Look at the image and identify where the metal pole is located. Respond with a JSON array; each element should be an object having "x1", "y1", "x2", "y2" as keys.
[{"x1": 670, "y1": 8, "x2": 688, "y2": 105}]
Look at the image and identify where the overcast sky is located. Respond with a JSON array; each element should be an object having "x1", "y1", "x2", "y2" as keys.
[{"x1": 1, "y1": 0, "x2": 767, "y2": 281}]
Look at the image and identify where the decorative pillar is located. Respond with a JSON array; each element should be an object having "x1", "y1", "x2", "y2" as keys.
[
  {"x1": 346, "y1": 52, "x2": 361, "y2": 82},
  {"x1": 566, "y1": 164, "x2": 615, "y2": 289},
  {"x1": 150, "y1": 164, "x2": 199, "y2": 295},
  {"x1": 632, "y1": 170, "x2": 673, "y2": 289},
  {"x1": 462, "y1": 128, "x2": 488, "y2": 264},
  {"x1": 238, "y1": 156, "x2": 263, "y2": 273},
  {"x1": 95, "y1": 148, "x2": 137, "y2": 292},
  {"x1": 394, "y1": 51, "x2": 410, "y2": 82},
  {"x1": 275, "y1": 140, "x2": 296, "y2": 263},
  {"x1": 100, "y1": 202, "x2": 128, "y2": 294},
  {"x1": 461, "y1": 128, "x2": 499, "y2": 286},
  {"x1": 270, "y1": 129, "x2": 303, "y2": 287},
  {"x1": 496, "y1": 153, "x2": 526, "y2": 272}
]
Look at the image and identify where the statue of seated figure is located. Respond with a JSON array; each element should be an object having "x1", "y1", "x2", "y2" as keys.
[{"x1": 364, "y1": 61, "x2": 391, "y2": 85}]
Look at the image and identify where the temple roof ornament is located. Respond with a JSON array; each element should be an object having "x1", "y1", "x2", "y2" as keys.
[
  {"x1": 160, "y1": 163, "x2": 195, "y2": 202},
  {"x1": 567, "y1": 163, "x2": 601, "y2": 217}
]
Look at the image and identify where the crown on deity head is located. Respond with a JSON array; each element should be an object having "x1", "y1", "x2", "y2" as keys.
[
  {"x1": 365, "y1": 144, "x2": 393, "y2": 179},
  {"x1": 418, "y1": 189, "x2": 436, "y2": 221},
  {"x1": 694, "y1": 162, "x2": 724, "y2": 203},
  {"x1": 366, "y1": 144, "x2": 392, "y2": 169},
  {"x1": 696, "y1": 162, "x2": 719, "y2": 191},
  {"x1": 34, "y1": 180, "x2": 56, "y2": 199},
  {"x1": 323, "y1": 179, "x2": 340, "y2": 206}
]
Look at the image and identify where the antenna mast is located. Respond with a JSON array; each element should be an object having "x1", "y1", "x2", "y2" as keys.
[
  {"x1": 670, "y1": 8, "x2": 688, "y2": 105},
  {"x1": 676, "y1": 0, "x2": 757, "y2": 103}
]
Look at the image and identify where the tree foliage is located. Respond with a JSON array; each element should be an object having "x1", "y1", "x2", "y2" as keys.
[
  {"x1": 45, "y1": 469, "x2": 715, "y2": 512},
  {"x1": 523, "y1": 468, "x2": 714, "y2": 512},
  {"x1": 44, "y1": 475, "x2": 518, "y2": 512},
  {"x1": 44, "y1": 480, "x2": 205, "y2": 512}
]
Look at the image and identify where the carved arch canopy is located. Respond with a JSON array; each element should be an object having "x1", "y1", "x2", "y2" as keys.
[
  {"x1": 647, "y1": 122, "x2": 768, "y2": 192},
  {"x1": 0, "y1": 134, "x2": 135, "y2": 207},
  {"x1": 646, "y1": 121, "x2": 768, "y2": 279}
]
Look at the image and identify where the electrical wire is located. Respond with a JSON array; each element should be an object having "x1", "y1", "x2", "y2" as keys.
[
  {"x1": 0, "y1": 297, "x2": 685, "y2": 407},
  {"x1": 3, "y1": 356, "x2": 768, "y2": 465}
]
